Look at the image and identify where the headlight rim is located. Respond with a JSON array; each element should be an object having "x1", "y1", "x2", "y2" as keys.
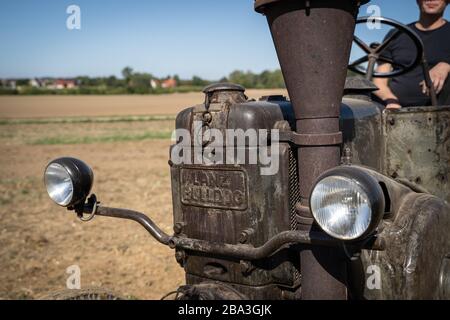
[
  {"x1": 309, "y1": 166, "x2": 386, "y2": 242},
  {"x1": 44, "y1": 157, "x2": 94, "y2": 208}
]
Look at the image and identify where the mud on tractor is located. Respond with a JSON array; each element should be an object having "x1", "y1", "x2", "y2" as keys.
[{"x1": 44, "y1": 0, "x2": 449, "y2": 300}]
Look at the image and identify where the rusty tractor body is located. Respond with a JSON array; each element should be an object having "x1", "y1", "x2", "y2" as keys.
[{"x1": 44, "y1": 0, "x2": 450, "y2": 300}]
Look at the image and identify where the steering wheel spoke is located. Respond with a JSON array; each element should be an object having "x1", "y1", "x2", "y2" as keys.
[
  {"x1": 353, "y1": 35, "x2": 371, "y2": 54},
  {"x1": 349, "y1": 55, "x2": 369, "y2": 68},
  {"x1": 374, "y1": 29, "x2": 401, "y2": 55},
  {"x1": 377, "y1": 56, "x2": 406, "y2": 70}
]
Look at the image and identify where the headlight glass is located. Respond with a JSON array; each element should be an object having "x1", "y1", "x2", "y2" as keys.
[
  {"x1": 45, "y1": 163, "x2": 74, "y2": 206},
  {"x1": 311, "y1": 176, "x2": 371, "y2": 240}
]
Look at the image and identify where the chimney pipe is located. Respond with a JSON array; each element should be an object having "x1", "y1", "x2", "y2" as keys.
[{"x1": 255, "y1": 0, "x2": 367, "y2": 299}]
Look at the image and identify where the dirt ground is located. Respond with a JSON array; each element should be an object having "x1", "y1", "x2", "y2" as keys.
[
  {"x1": 0, "y1": 89, "x2": 288, "y2": 119},
  {"x1": 0, "y1": 139, "x2": 180, "y2": 299},
  {"x1": 0, "y1": 90, "x2": 287, "y2": 300}
]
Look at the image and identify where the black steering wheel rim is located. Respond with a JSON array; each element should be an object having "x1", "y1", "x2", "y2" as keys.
[{"x1": 349, "y1": 16, "x2": 424, "y2": 78}]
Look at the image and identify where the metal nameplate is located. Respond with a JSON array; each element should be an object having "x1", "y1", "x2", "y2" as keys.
[{"x1": 180, "y1": 168, "x2": 248, "y2": 210}]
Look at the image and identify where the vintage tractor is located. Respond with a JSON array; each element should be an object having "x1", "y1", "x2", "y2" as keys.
[{"x1": 43, "y1": 0, "x2": 449, "y2": 299}]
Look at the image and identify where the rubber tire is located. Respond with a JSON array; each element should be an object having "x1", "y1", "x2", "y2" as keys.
[{"x1": 39, "y1": 287, "x2": 123, "y2": 300}]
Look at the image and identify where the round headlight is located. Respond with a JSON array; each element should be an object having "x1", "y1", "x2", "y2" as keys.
[
  {"x1": 310, "y1": 167, "x2": 385, "y2": 241},
  {"x1": 45, "y1": 163, "x2": 74, "y2": 206},
  {"x1": 44, "y1": 158, "x2": 93, "y2": 207}
]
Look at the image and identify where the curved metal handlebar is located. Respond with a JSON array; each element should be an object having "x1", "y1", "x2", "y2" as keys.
[
  {"x1": 80, "y1": 201, "x2": 385, "y2": 260},
  {"x1": 94, "y1": 206, "x2": 172, "y2": 246}
]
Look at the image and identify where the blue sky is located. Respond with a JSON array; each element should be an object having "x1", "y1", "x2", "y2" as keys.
[{"x1": 1, "y1": 0, "x2": 449, "y2": 79}]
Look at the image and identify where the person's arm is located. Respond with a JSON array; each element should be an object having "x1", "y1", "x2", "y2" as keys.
[
  {"x1": 373, "y1": 63, "x2": 402, "y2": 109},
  {"x1": 420, "y1": 62, "x2": 450, "y2": 95}
]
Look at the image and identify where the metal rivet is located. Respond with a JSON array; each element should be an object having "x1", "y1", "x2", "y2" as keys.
[
  {"x1": 240, "y1": 260, "x2": 253, "y2": 274},
  {"x1": 203, "y1": 112, "x2": 212, "y2": 123},
  {"x1": 239, "y1": 232, "x2": 248, "y2": 244},
  {"x1": 238, "y1": 228, "x2": 254, "y2": 244},
  {"x1": 173, "y1": 222, "x2": 185, "y2": 235},
  {"x1": 175, "y1": 250, "x2": 186, "y2": 267}
]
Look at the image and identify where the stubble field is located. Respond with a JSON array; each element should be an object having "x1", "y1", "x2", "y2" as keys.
[{"x1": 0, "y1": 89, "x2": 287, "y2": 299}]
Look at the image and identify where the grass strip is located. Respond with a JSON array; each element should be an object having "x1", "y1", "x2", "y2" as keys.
[
  {"x1": 0, "y1": 115, "x2": 176, "y2": 126},
  {"x1": 30, "y1": 131, "x2": 173, "y2": 145}
]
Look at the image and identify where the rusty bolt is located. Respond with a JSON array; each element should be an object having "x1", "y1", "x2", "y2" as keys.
[
  {"x1": 173, "y1": 222, "x2": 185, "y2": 234},
  {"x1": 203, "y1": 112, "x2": 212, "y2": 123},
  {"x1": 341, "y1": 147, "x2": 352, "y2": 165},
  {"x1": 168, "y1": 239, "x2": 176, "y2": 249},
  {"x1": 240, "y1": 260, "x2": 253, "y2": 275},
  {"x1": 175, "y1": 250, "x2": 186, "y2": 266},
  {"x1": 238, "y1": 232, "x2": 248, "y2": 244},
  {"x1": 238, "y1": 228, "x2": 254, "y2": 244}
]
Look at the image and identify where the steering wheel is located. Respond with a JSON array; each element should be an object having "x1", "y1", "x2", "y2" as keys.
[{"x1": 349, "y1": 16, "x2": 424, "y2": 79}]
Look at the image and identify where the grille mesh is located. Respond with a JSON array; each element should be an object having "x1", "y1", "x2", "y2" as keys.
[
  {"x1": 289, "y1": 148, "x2": 300, "y2": 231},
  {"x1": 288, "y1": 147, "x2": 301, "y2": 284}
]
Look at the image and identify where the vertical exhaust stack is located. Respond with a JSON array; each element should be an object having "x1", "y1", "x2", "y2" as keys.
[{"x1": 255, "y1": 0, "x2": 365, "y2": 299}]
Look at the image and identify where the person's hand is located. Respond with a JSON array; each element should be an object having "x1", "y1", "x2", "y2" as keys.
[{"x1": 420, "y1": 62, "x2": 450, "y2": 95}]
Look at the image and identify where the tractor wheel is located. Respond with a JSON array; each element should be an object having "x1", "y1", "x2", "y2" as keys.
[{"x1": 39, "y1": 287, "x2": 123, "y2": 300}]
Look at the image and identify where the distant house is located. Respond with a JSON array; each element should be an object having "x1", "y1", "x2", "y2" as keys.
[
  {"x1": 29, "y1": 78, "x2": 43, "y2": 88},
  {"x1": 48, "y1": 79, "x2": 78, "y2": 90},
  {"x1": 150, "y1": 79, "x2": 159, "y2": 89},
  {"x1": 1, "y1": 79, "x2": 17, "y2": 89},
  {"x1": 161, "y1": 78, "x2": 177, "y2": 89}
]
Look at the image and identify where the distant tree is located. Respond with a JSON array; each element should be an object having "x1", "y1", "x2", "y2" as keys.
[
  {"x1": 128, "y1": 72, "x2": 153, "y2": 93},
  {"x1": 228, "y1": 69, "x2": 285, "y2": 89},
  {"x1": 228, "y1": 70, "x2": 257, "y2": 88},
  {"x1": 16, "y1": 79, "x2": 29, "y2": 86},
  {"x1": 106, "y1": 75, "x2": 123, "y2": 88},
  {"x1": 122, "y1": 66, "x2": 134, "y2": 84},
  {"x1": 76, "y1": 76, "x2": 90, "y2": 86},
  {"x1": 260, "y1": 69, "x2": 285, "y2": 88},
  {"x1": 192, "y1": 75, "x2": 207, "y2": 86}
]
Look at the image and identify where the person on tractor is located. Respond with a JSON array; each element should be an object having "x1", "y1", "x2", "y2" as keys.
[{"x1": 373, "y1": 0, "x2": 450, "y2": 109}]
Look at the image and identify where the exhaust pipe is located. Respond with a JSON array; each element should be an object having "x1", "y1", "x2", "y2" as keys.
[{"x1": 255, "y1": 0, "x2": 366, "y2": 299}]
